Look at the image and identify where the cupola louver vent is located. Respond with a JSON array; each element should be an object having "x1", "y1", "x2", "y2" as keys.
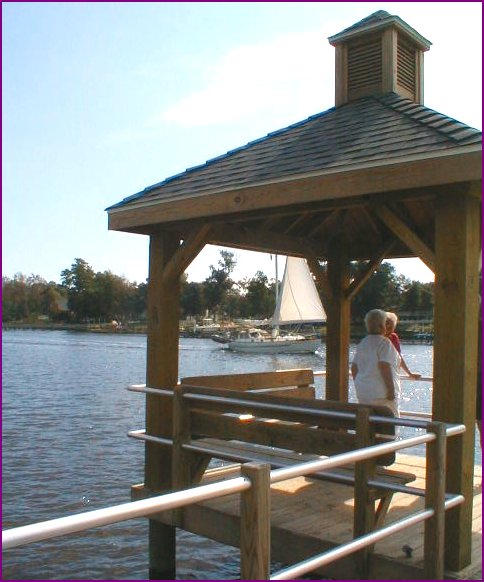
[
  {"x1": 397, "y1": 38, "x2": 417, "y2": 96},
  {"x1": 348, "y1": 36, "x2": 382, "y2": 100}
]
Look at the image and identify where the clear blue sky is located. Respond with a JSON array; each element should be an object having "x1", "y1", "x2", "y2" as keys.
[{"x1": 3, "y1": 2, "x2": 482, "y2": 285}]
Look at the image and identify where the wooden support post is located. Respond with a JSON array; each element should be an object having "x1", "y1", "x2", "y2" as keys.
[
  {"x1": 433, "y1": 187, "x2": 480, "y2": 570},
  {"x1": 145, "y1": 231, "x2": 181, "y2": 580},
  {"x1": 325, "y1": 239, "x2": 351, "y2": 401},
  {"x1": 353, "y1": 408, "x2": 375, "y2": 578},
  {"x1": 240, "y1": 463, "x2": 271, "y2": 581},
  {"x1": 424, "y1": 422, "x2": 447, "y2": 580},
  {"x1": 172, "y1": 387, "x2": 193, "y2": 488},
  {"x1": 172, "y1": 386, "x2": 210, "y2": 520}
]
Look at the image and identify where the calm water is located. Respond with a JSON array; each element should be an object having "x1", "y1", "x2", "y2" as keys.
[{"x1": 2, "y1": 330, "x2": 480, "y2": 580}]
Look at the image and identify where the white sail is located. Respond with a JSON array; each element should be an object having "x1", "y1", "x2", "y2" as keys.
[{"x1": 272, "y1": 257, "x2": 326, "y2": 326}]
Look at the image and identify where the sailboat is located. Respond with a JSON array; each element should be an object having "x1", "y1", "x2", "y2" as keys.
[{"x1": 226, "y1": 256, "x2": 326, "y2": 354}]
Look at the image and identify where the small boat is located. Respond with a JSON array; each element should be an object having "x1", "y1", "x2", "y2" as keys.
[
  {"x1": 210, "y1": 333, "x2": 231, "y2": 344},
  {"x1": 227, "y1": 257, "x2": 326, "y2": 354}
]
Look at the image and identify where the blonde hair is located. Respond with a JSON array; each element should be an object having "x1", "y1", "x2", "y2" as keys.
[
  {"x1": 364, "y1": 309, "x2": 387, "y2": 334},
  {"x1": 386, "y1": 312, "x2": 398, "y2": 326}
]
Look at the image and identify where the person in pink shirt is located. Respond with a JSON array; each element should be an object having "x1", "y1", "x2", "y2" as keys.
[{"x1": 385, "y1": 312, "x2": 421, "y2": 379}]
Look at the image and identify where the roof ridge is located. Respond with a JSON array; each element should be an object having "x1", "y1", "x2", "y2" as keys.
[{"x1": 375, "y1": 93, "x2": 482, "y2": 143}]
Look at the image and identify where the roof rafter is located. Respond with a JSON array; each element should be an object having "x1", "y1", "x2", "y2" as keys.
[
  {"x1": 209, "y1": 224, "x2": 320, "y2": 259},
  {"x1": 162, "y1": 223, "x2": 212, "y2": 283},
  {"x1": 372, "y1": 203, "x2": 435, "y2": 271},
  {"x1": 345, "y1": 239, "x2": 397, "y2": 300}
]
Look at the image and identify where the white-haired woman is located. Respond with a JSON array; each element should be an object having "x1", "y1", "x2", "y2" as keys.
[
  {"x1": 351, "y1": 309, "x2": 401, "y2": 416},
  {"x1": 385, "y1": 312, "x2": 421, "y2": 379}
]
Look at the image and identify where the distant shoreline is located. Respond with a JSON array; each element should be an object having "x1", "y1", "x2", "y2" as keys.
[
  {"x1": 2, "y1": 321, "x2": 433, "y2": 344},
  {"x1": 2, "y1": 322, "x2": 145, "y2": 334}
]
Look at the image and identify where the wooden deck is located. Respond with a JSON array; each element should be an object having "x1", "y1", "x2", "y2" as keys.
[{"x1": 135, "y1": 453, "x2": 482, "y2": 580}]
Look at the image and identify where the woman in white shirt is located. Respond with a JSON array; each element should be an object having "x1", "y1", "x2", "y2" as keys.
[{"x1": 351, "y1": 308, "x2": 401, "y2": 416}]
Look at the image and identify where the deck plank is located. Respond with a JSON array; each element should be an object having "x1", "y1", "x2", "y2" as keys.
[
  {"x1": 133, "y1": 453, "x2": 482, "y2": 579},
  {"x1": 195, "y1": 453, "x2": 482, "y2": 579}
]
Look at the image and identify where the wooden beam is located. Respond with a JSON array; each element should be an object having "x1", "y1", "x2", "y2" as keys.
[
  {"x1": 145, "y1": 231, "x2": 181, "y2": 580},
  {"x1": 433, "y1": 188, "x2": 480, "y2": 571},
  {"x1": 325, "y1": 238, "x2": 351, "y2": 401},
  {"x1": 162, "y1": 223, "x2": 211, "y2": 283},
  {"x1": 345, "y1": 240, "x2": 397, "y2": 301},
  {"x1": 305, "y1": 253, "x2": 332, "y2": 307},
  {"x1": 240, "y1": 463, "x2": 271, "y2": 580},
  {"x1": 372, "y1": 203, "x2": 435, "y2": 271},
  {"x1": 423, "y1": 422, "x2": 446, "y2": 579},
  {"x1": 334, "y1": 44, "x2": 348, "y2": 106},
  {"x1": 307, "y1": 209, "x2": 345, "y2": 239},
  {"x1": 259, "y1": 215, "x2": 283, "y2": 231},
  {"x1": 357, "y1": 205, "x2": 383, "y2": 239},
  {"x1": 108, "y1": 150, "x2": 482, "y2": 232},
  {"x1": 145, "y1": 231, "x2": 180, "y2": 487},
  {"x1": 210, "y1": 224, "x2": 320, "y2": 258},
  {"x1": 381, "y1": 28, "x2": 398, "y2": 93},
  {"x1": 284, "y1": 212, "x2": 311, "y2": 234}
]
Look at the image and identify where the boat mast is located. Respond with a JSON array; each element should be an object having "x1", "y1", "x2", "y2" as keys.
[
  {"x1": 273, "y1": 255, "x2": 280, "y2": 338},
  {"x1": 275, "y1": 254, "x2": 279, "y2": 304}
]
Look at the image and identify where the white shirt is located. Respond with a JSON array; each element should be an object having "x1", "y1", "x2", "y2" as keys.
[{"x1": 352, "y1": 334, "x2": 401, "y2": 404}]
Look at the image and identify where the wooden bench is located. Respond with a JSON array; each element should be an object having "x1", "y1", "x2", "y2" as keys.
[
  {"x1": 180, "y1": 368, "x2": 317, "y2": 399},
  {"x1": 172, "y1": 372, "x2": 417, "y2": 544}
]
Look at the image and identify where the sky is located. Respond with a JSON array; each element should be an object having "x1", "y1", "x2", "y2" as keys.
[{"x1": 3, "y1": 2, "x2": 482, "y2": 285}]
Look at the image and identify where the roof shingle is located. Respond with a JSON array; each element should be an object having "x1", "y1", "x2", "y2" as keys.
[{"x1": 107, "y1": 93, "x2": 481, "y2": 211}]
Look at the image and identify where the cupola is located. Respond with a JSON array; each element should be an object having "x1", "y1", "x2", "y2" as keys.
[{"x1": 328, "y1": 10, "x2": 431, "y2": 106}]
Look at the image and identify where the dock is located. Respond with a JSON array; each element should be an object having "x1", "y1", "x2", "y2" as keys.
[{"x1": 134, "y1": 454, "x2": 482, "y2": 580}]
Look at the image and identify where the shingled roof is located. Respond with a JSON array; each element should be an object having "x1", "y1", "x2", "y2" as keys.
[
  {"x1": 107, "y1": 92, "x2": 481, "y2": 212},
  {"x1": 328, "y1": 9, "x2": 431, "y2": 49}
]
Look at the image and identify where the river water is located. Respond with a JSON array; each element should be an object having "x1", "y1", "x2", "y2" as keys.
[{"x1": 2, "y1": 330, "x2": 480, "y2": 580}]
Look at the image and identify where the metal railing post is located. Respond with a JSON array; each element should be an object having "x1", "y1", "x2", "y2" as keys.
[
  {"x1": 240, "y1": 462, "x2": 271, "y2": 580},
  {"x1": 424, "y1": 421, "x2": 447, "y2": 579}
]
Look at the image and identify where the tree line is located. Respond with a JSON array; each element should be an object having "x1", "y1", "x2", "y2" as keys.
[{"x1": 2, "y1": 252, "x2": 434, "y2": 324}]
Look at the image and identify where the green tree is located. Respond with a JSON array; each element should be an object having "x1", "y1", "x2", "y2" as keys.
[
  {"x1": 181, "y1": 282, "x2": 204, "y2": 318},
  {"x1": 244, "y1": 271, "x2": 274, "y2": 318},
  {"x1": 93, "y1": 271, "x2": 133, "y2": 321},
  {"x1": 350, "y1": 262, "x2": 404, "y2": 320},
  {"x1": 61, "y1": 258, "x2": 96, "y2": 321},
  {"x1": 202, "y1": 250, "x2": 236, "y2": 316},
  {"x1": 41, "y1": 282, "x2": 68, "y2": 320},
  {"x1": 2, "y1": 274, "x2": 30, "y2": 320},
  {"x1": 400, "y1": 280, "x2": 434, "y2": 312}
]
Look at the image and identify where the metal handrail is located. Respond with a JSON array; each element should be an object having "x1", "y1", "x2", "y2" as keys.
[
  {"x1": 130, "y1": 383, "x2": 436, "y2": 431},
  {"x1": 3, "y1": 424, "x2": 464, "y2": 551},
  {"x1": 182, "y1": 390, "x2": 436, "y2": 430},
  {"x1": 271, "y1": 495, "x2": 464, "y2": 580},
  {"x1": 2, "y1": 476, "x2": 251, "y2": 550},
  {"x1": 314, "y1": 370, "x2": 434, "y2": 382},
  {"x1": 128, "y1": 377, "x2": 435, "y2": 423}
]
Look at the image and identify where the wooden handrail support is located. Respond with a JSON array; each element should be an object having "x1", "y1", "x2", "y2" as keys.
[
  {"x1": 240, "y1": 463, "x2": 271, "y2": 580},
  {"x1": 424, "y1": 421, "x2": 447, "y2": 579}
]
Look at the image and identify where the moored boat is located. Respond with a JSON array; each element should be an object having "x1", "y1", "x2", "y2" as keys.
[{"x1": 226, "y1": 257, "x2": 326, "y2": 354}]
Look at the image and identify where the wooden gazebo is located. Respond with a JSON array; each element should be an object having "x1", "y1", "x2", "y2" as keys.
[{"x1": 107, "y1": 11, "x2": 481, "y2": 579}]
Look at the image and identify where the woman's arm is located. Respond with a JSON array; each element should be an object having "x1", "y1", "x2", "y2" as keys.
[
  {"x1": 400, "y1": 356, "x2": 421, "y2": 379},
  {"x1": 378, "y1": 361, "x2": 395, "y2": 399}
]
